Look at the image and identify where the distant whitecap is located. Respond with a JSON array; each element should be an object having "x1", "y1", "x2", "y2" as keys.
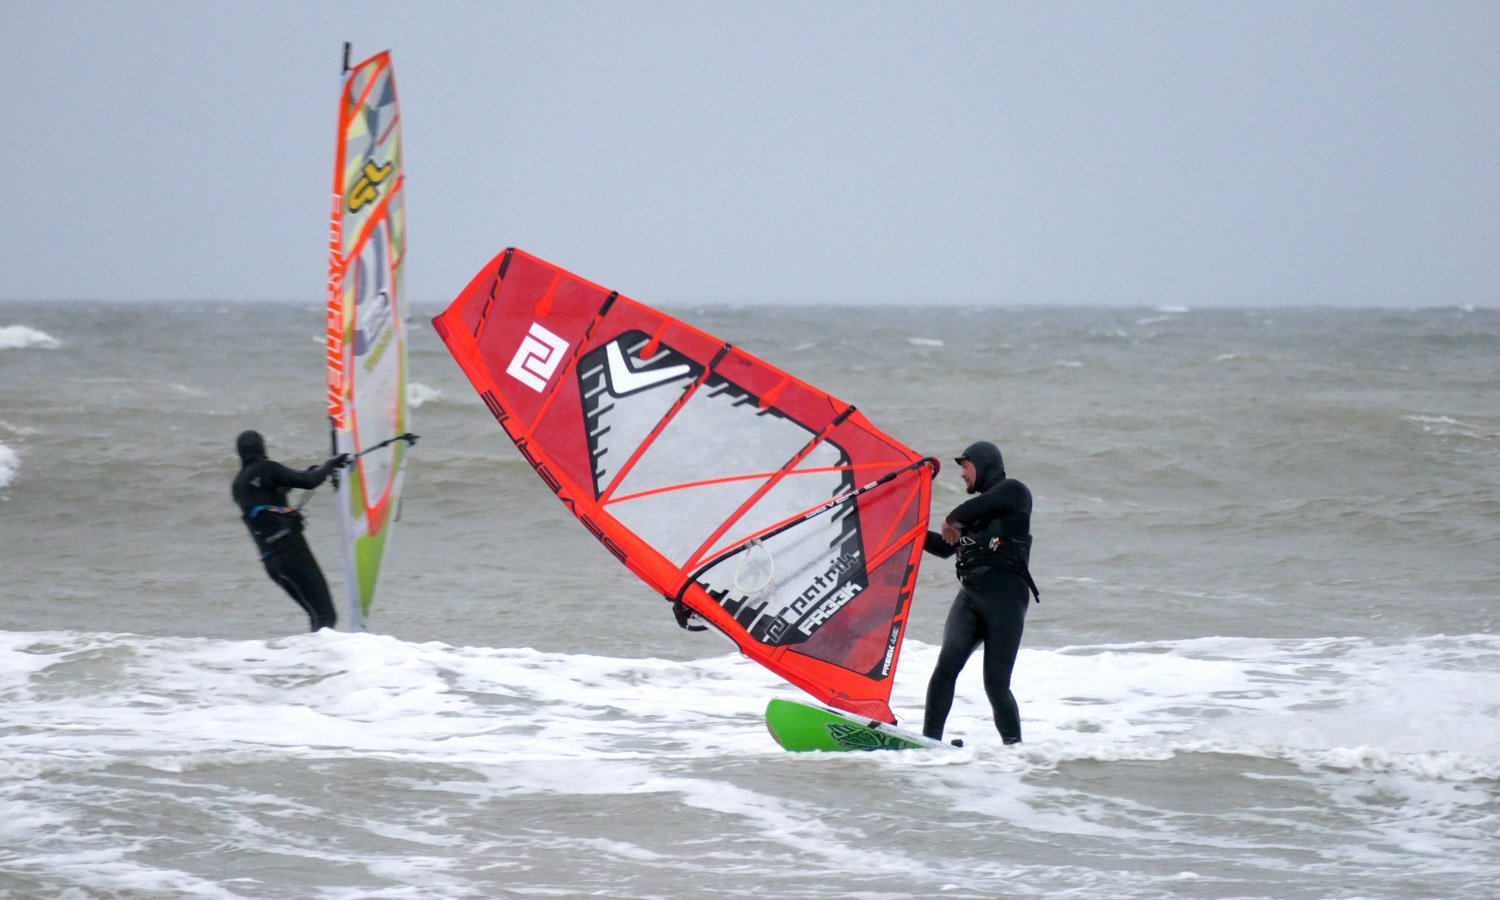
[
  {"x1": 0, "y1": 441, "x2": 18, "y2": 489},
  {"x1": 0, "y1": 325, "x2": 60, "y2": 349},
  {"x1": 0, "y1": 420, "x2": 41, "y2": 437},
  {"x1": 408, "y1": 382, "x2": 442, "y2": 407},
  {"x1": 1402, "y1": 414, "x2": 1489, "y2": 439},
  {"x1": 907, "y1": 337, "x2": 945, "y2": 347}
]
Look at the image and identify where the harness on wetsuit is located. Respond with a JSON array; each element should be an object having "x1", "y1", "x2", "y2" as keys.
[
  {"x1": 243, "y1": 504, "x2": 305, "y2": 558},
  {"x1": 955, "y1": 529, "x2": 1041, "y2": 602}
]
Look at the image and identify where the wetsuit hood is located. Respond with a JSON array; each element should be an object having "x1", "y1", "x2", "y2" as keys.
[
  {"x1": 236, "y1": 430, "x2": 267, "y2": 466},
  {"x1": 956, "y1": 440, "x2": 1005, "y2": 494}
]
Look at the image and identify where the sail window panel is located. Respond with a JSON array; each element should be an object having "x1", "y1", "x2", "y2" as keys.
[
  {"x1": 609, "y1": 376, "x2": 810, "y2": 502},
  {"x1": 350, "y1": 367, "x2": 402, "y2": 505},
  {"x1": 384, "y1": 189, "x2": 407, "y2": 261},
  {"x1": 697, "y1": 441, "x2": 850, "y2": 563},
  {"x1": 576, "y1": 331, "x2": 701, "y2": 500},
  {"x1": 608, "y1": 477, "x2": 771, "y2": 567},
  {"x1": 580, "y1": 375, "x2": 686, "y2": 500},
  {"x1": 372, "y1": 72, "x2": 399, "y2": 133},
  {"x1": 354, "y1": 73, "x2": 399, "y2": 174}
]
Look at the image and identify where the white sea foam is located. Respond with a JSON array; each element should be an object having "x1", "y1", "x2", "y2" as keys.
[
  {"x1": 0, "y1": 420, "x2": 41, "y2": 437},
  {"x1": 907, "y1": 337, "x2": 945, "y2": 347},
  {"x1": 0, "y1": 442, "x2": 18, "y2": 489},
  {"x1": 0, "y1": 324, "x2": 59, "y2": 349},
  {"x1": 1010, "y1": 636, "x2": 1500, "y2": 779},
  {"x1": 1402, "y1": 414, "x2": 1492, "y2": 440},
  {"x1": 408, "y1": 382, "x2": 442, "y2": 407},
  {"x1": 3, "y1": 631, "x2": 1494, "y2": 782},
  {"x1": 2, "y1": 629, "x2": 1496, "y2": 897}
]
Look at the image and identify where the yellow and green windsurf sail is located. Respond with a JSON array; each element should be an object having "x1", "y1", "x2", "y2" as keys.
[{"x1": 325, "y1": 45, "x2": 409, "y2": 630}]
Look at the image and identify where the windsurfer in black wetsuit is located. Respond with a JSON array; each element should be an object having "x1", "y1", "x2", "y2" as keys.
[
  {"x1": 231, "y1": 430, "x2": 348, "y2": 632},
  {"x1": 922, "y1": 440, "x2": 1038, "y2": 745}
]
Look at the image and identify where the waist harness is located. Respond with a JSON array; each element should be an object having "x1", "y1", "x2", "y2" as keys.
[
  {"x1": 957, "y1": 533, "x2": 1040, "y2": 602},
  {"x1": 244, "y1": 505, "x2": 304, "y2": 557}
]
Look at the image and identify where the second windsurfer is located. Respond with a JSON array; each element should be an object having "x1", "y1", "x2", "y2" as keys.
[{"x1": 231, "y1": 430, "x2": 349, "y2": 632}]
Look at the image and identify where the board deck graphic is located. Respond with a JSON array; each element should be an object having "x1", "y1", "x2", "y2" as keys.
[{"x1": 764, "y1": 698, "x2": 954, "y2": 752}]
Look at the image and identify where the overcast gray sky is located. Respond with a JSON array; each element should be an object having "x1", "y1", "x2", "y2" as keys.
[{"x1": 2, "y1": 1, "x2": 1496, "y2": 307}]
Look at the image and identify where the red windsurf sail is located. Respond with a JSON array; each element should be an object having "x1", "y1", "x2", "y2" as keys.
[{"x1": 432, "y1": 249, "x2": 936, "y2": 722}]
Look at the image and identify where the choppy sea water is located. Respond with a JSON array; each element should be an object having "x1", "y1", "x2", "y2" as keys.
[{"x1": 1, "y1": 301, "x2": 1497, "y2": 898}]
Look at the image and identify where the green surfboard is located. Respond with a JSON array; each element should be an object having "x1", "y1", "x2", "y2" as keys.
[{"x1": 764, "y1": 698, "x2": 954, "y2": 752}]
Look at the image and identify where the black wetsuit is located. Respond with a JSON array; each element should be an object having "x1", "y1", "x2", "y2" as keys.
[
  {"x1": 922, "y1": 440, "x2": 1038, "y2": 744},
  {"x1": 231, "y1": 431, "x2": 343, "y2": 632}
]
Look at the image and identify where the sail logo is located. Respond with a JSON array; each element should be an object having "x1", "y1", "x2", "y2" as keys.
[
  {"x1": 792, "y1": 551, "x2": 863, "y2": 636},
  {"x1": 604, "y1": 341, "x2": 692, "y2": 396},
  {"x1": 797, "y1": 581, "x2": 859, "y2": 635},
  {"x1": 507, "y1": 322, "x2": 570, "y2": 392},
  {"x1": 880, "y1": 622, "x2": 902, "y2": 677},
  {"x1": 347, "y1": 159, "x2": 394, "y2": 213}
]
